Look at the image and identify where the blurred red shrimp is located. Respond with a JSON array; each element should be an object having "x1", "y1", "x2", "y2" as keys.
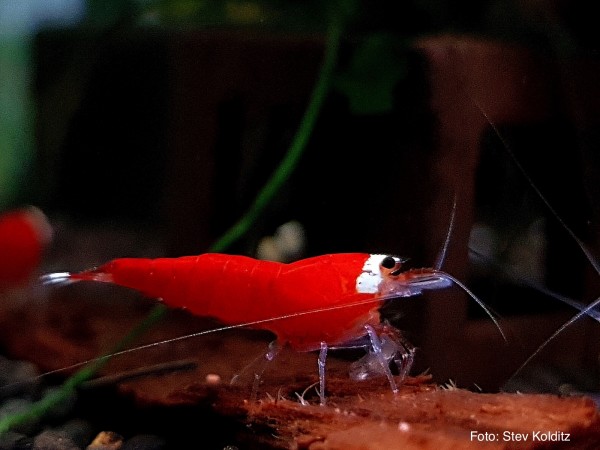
[{"x1": 0, "y1": 207, "x2": 52, "y2": 291}]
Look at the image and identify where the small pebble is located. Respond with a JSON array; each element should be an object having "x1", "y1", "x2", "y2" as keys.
[
  {"x1": 87, "y1": 431, "x2": 124, "y2": 450},
  {"x1": 398, "y1": 421, "x2": 411, "y2": 432},
  {"x1": 0, "y1": 356, "x2": 40, "y2": 399},
  {"x1": 33, "y1": 429, "x2": 79, "y2": 450},
  {"x1": 0, "y1": 431, "x2": 27, "y2": 450},
  {"x1": 273, "y1": 220, "x2": 305, "y2": 259},
  {"x1": 121, "y1": 435, "x2": 165, "y2": 450},
  {"x1": 256, "y1": 220, "x2": 305, "y2": 262},
  {"x1": 205, "y1": 373, "x2": 221, "y2": 385},
  {"x1": 57, "y1": 419, "x2": 94, "y2": 448}
]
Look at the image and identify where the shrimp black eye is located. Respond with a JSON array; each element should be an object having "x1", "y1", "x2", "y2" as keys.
[
  {"x1": 380, "y1": 256, "x2": 397, "y2": 269},
  {"x1": 380, "y1": 255, "x2": 409, "y2": 276}
]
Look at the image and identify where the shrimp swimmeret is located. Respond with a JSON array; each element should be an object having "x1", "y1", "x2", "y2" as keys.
[{"x1": 42, "y1": 252, "x2": 503, "y2": 405}]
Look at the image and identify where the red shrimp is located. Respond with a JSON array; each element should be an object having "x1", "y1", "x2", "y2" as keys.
[
  {"x1": 0, "y1": 207, "x2": 52, "y2": 291},
  {"x1": 45, "y1": 254, "x2": 448, "y2": 350},
  {"x1": 42, "y1": 252, "x2": 502, "y2": 404}
]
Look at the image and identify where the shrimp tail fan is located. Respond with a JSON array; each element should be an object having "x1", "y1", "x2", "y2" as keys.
[{"x1": 40, "y1": 269, "x2": 113, "y2": 287}]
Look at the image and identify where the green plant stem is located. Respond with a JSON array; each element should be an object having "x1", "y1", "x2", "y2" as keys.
[{"x1": 0, "y1": 21, "x2": 342, "y2": 436}]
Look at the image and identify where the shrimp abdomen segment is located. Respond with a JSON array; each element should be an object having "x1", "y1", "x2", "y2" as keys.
[{"x1": 81, "y1": 254, "x2": 283, "y2": 324}]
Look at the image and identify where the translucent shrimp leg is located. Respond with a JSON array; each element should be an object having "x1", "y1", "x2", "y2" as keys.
[
  {"x1": 318, "y1": 342, "x2": 328, "y2": 405},
  {"x1": 252, "y1": 341, "x2": 282, "y2": 402},
  {"x1": 364, "y1": 325, "x2": 400, "y2": 393},
  {"x1": 317, "y1": 324, "x2": 413, "y2": 406}
]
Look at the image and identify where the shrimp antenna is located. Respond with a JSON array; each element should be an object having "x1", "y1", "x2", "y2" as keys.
[
  {"x1": 511, "y1": 295, "x2": 600, "y2": 381},
  {"x1": 0, "y1": 296, "x2": 387, "y2": 391},
  {"x1": 471, "y1": 97, "x2": 600, "y2": 276},
  {"x1": 470, "y1": 97, "x2": 600, "y2": 381},
  {"x1": 470, "y1": 247, "x2": 600, "y2": 322},
  {"x1": 470, "y1": 247, "x2": 600, "y2": 380},
  {"x1": 434, "y1": 193, "x2": 458, "y2": 271},
  {"x1": 432, "y1": 269, "x2": 507, "y2": 342}
]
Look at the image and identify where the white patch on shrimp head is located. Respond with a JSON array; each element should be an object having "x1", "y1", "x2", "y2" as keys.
[{"x1": 355, "y1": 254, "x2": 387, "y2": 294}]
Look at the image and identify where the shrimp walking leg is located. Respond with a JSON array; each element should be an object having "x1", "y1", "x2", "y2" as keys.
[
  {"x1": 230, "y1": 340, "x2": 282, "y2": 401},
  {"x1": 250, "y1": 340, "x2": 281, "y2": 401},
  {"x1": 318, "y1": 341, "x2": 328, "y2": 406}
]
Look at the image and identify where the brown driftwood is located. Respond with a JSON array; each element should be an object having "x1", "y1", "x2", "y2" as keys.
[
  {"x1": 147, "y1": 374, "x2": 600, "y2": 450},
  {"x1": 2, "y1": 291, "x2": 600, "y2": 449}
]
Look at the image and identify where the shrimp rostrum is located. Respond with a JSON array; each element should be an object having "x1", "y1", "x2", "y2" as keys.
[{"x1": 43, "y1": 252, "x2": 501, "y2": 405}]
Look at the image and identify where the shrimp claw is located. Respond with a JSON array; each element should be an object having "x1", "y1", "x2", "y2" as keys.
[
  {"x1": 319, "y1": 325, "x2": 412, "y2": 405},
  {"x1": 349, "y1": 324, "x2": 415, "y2": 392}
]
